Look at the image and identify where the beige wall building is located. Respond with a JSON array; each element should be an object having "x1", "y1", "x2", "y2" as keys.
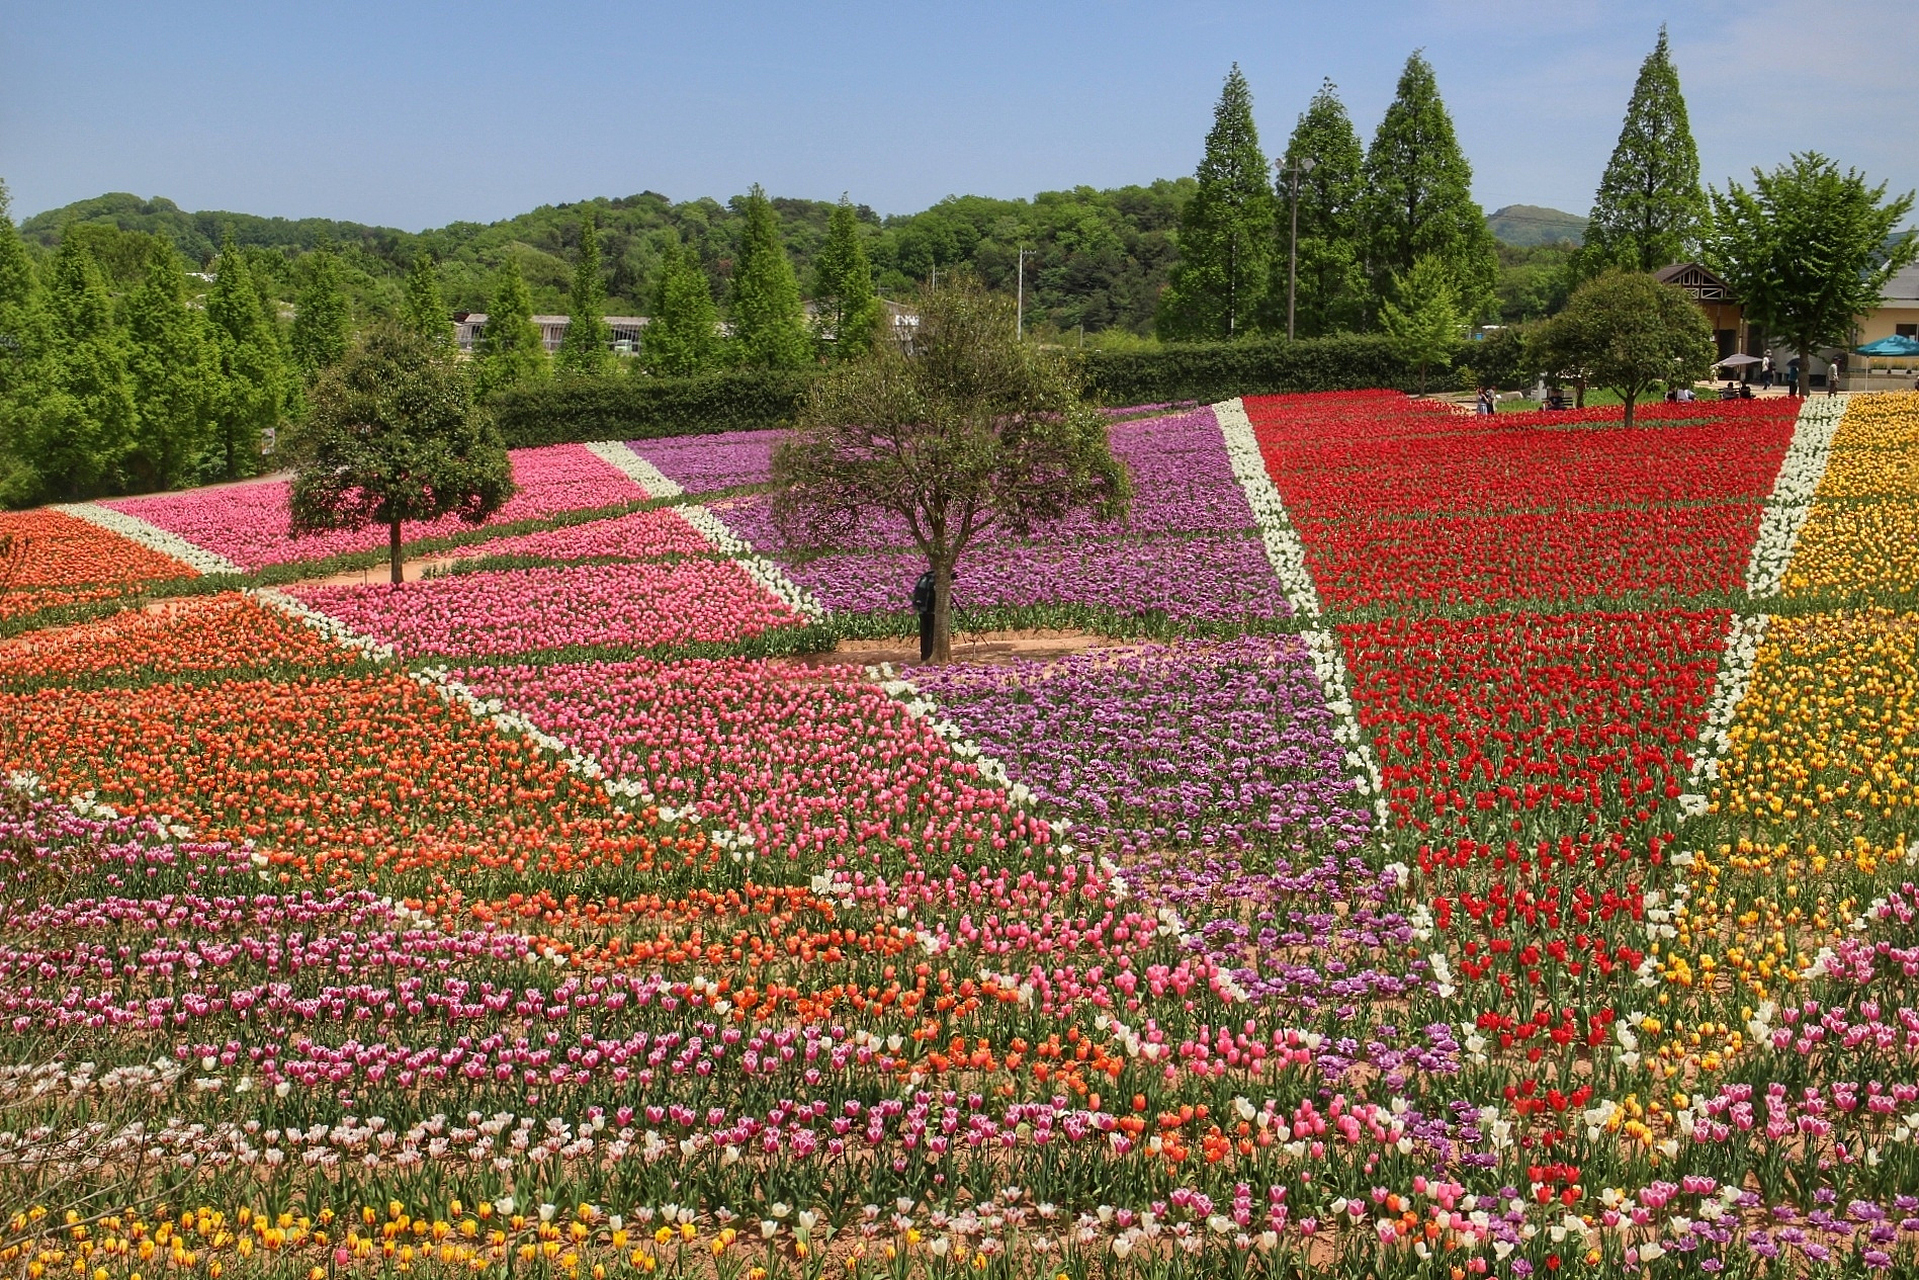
[{"x1": 454, "y1": 313, "x2": 647, "y2": 355}]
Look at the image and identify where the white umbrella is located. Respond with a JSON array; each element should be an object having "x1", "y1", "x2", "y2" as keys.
[{"x1": 1712, "y1": 353, "x2": 1762, "y2": 367}]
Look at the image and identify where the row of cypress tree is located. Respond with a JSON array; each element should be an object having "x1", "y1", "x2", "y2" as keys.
[
  {"x1": 1159, "y1": 32, "x2": 1712, "y2": 343},
  {"x1": 466, "y1": 184, "x2": 885, "y2": 396},
  {"x1": 0, "y1": 179, "x2": 885, "y2": 504},
  {"x1": 0, "y1": 186, "x2": 329, "y2": 505}
]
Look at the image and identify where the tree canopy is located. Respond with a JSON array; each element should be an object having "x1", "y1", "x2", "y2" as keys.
[
  {"x1": 812, "y1": 196, "x2": 882, "y2": 360},
  {"x1": 1536, "y1": 271, "x2": 1713, "y2": 424},
  {"x1": 1270, "y1": 79, "x2": 1366, "y2": 338},
  {"x1": 289, "y1": 325, "x2": 515, "y2": 585},
  {"x1": 557, "y1": 214, "x2": 613, "y2": 376},
  {"x1": 730, "y1": 185, "x2": 813, "y2": 369},
  {"x1": 1157, "y1": 66, "x2": 1276, "y2": 341},
  {"x1": 771, "y1": 276, "x2": 1129, "y2": 663},
  {"x1": 1580, "y1": 27, "x2": 1706, "y2": 276},
  {"x1": 1707, "y1": 152, "x2": 1917, "y2": 392},
  {"x1": 1379, "y1": 253, "x2": 1461, "y2": 393},
  {"x1": 641, "y1": 236, "x2": 723, "y2": 378},
  {"x1": 474, "y1": 254, "x2": 548, "y2": 401},
  {"x1": 290, "y1": 241, "x2": 352, "y2": 378},
  {"x1": 1359, "y1": 52, "x2": 1498, "y2": 323}
]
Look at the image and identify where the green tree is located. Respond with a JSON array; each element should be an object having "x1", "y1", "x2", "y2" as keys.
[
  {"x1": 812, "y1": 196, "x2": 882, "y2": 359},
  {"x1": 474, "y1": 254, "x2": 548, "y2": 400},
  {"x1": 205, "y1": 230, "x2": 286, "y2": 481},
  {"x1": 730, "y1": 185, "x2": 812, "y2": 369},
  {"x1": 640, "y1": 236, "x2": 723, "y2": 378},
  {"x1": 290, "y1": 325, "x2": 515, "y2": 585},
  {"x1": 124, "y1": 238, "x2": 216, "y2": 491},
  {"x1": 289, "y1": 241, "x2": 352, "y2": 379},
  {"x1": 1270, "y1": 78, "x2": 1366, "y2": 337},
  {"x1": 1359, "y1": 52, "x2": 1499, "y2": 323},
  {"x1": 1378, "y1": 254, "x2": 1461, "y2": 393},
  {"x1": 1708, "y1": 153, "x2": 1917, "y2": 397},
  {"x1": 1579, "y1": 28, "x2": 1707, "y2": 276},
  {"x1": 557, "y1": 215, "x2": 613, "y2": 377},
  {"x1": 399, "y1": 252, "x2": 453, "y2": 347},
  {"x1": 1157, "y1": 66, "x2": 1276, "y2": 341},
  {"x1": 30, "y1": 231, "x2": 137, "y2": 497},
  {"x1": 0, "y1": 184, "x2": 49, "y2": 504},
  {"x1": 771, "y1": 275, "x2": 1129, "y2": 663},
  {"x1": 1537, "y1": 271, "x2": 1713, "y2": 424}
]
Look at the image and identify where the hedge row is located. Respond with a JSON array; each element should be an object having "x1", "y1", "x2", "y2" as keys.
[
  {"x1": 486, "y1": 336, "x2": 1486, "y2": 447},
  {"x1": 1079, "y1": 333, "x2": 1473, "y2": 405},
  {"x1": 488, "y1": 369, "x2": 819, "y2": 447}
]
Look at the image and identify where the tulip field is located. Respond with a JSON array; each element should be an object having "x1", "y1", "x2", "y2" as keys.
[{"x1": 1, "y1": 390, "x2": 1918, "y2": 1279}]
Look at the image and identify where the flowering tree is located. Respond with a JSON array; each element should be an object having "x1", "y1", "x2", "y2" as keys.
[{"x1": 770, "y1": 276, "x2": 1129, "y2": 662}]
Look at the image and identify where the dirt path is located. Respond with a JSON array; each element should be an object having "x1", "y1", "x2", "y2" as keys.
[{"x1": 777, "y1": 630, "x2": 1117, "y2": 671}]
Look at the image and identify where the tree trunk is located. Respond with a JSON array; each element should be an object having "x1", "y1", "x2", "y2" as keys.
[
  {"x1": 1575, "y1": 377, "x2": 1587, "y2": 409},
  {"x1": 930, "y1": 556, "x2": 955, "y2": 664},
  {"x1": 1799, "y1": 342, "x2": 1813, "y2": 398},
  {"x1": 1622, "y1": 390, "x2": 1636, "y2": 427},
  {"x1": 389, "y1": 519, "x2": 403, "y2": 587}
]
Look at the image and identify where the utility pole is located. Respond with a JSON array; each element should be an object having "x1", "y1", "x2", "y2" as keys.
[
  {"x1": 1016, "y1": 245, "x2": 1029, "y2": 340},
  {"x1": 1280, "y1": 155, "x2": 1317, "y2": 341}
]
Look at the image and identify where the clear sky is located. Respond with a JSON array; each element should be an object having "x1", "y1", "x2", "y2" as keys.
[{"x1": 3, "y1": 0, "x2": 1913, "y2": 230}]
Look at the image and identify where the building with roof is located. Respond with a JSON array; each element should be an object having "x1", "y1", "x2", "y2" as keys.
[
  {"x1": 1652, "y1": 262, "x2": 1760, "y2": 363},
  {"x1": 454, "y1": 314, "x2": 648, "y2": 356},
  {"x1": 1856, "y1": 262, "x2": 1919, "y2": 347}
]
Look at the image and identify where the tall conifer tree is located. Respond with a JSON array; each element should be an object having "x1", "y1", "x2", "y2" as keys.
[
  {"x1": 474, "y1": 254, "x2": 548, "y2": 400},
  {"x1": 125, "y1": 238, "x2": 216, "y2": 491},
  {"x1": 1359, "y1": 52, "x2": 1498, "y2": 322},
  {"x1": 557, "y1": 215, "x2": 613, "y2": 376},
  {"x1": 399, "y1": 253, "x2": 453, "y2": 348},
  {"x1": 33, "y1": 232, "x2": 137, "y2": 497},
  {"x1": 1269, "y1": 79, "x2": 1366, "y2": 337},
  {"x1": 290, "y1": 241, "x2": 352, "y2": 378},
  {"x1": 728, "y1": 185, "x2": 812, "y2": 369},
  {"x1": 0, "y1": 184, "x2": 49, "y2": 503},
  {"x1": 811, "y1": 196, "x2": 882, "y2": 359},
  {"x1": 206, "y1": 230, "x2": 285, "y2": 480},
  {"x1": 1579, "y1": 28, "x2": 1707, "y2": 276},
  {"x1": 1157, "y1": 65, "x2": 1276, "y2": 341},
  {"x1": 641, "y1": 236, "x2": 723, "y2": 378}
]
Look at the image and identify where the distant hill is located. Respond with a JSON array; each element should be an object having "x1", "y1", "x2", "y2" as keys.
[{"x1": 1486, "y1": 205, "x2": 1586, "y2": 248}]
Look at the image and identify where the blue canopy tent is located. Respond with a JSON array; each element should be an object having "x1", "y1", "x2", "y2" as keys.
[{"x1": 1855, "y1": 334, "x2": 1919, "y2": 390}]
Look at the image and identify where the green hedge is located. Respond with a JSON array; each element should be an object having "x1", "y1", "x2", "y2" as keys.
[
  {"x1": 487, "y1": 339, "x2": 1492, "y2": 449},
  {"x1": 488, "y1": 368, "x2": 821, "y2": 447},
  {"x1": 1080, "y1": 334, "x2": 1473, "y2": 405}
]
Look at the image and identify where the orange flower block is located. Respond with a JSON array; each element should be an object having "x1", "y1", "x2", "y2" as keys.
[
  {"x1": 0, "y1": 671, "x2": 662, "y2": 882},
  {"x1": 0, "y1": 593, "x2": 356, "y2": 684},
  {"x1": 0, "y1": 509, "x2": 194, "y2": 589}
]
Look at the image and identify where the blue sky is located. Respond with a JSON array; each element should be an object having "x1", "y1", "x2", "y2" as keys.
[{"x1": 3, "y1": 0, "x2": 1913, "y2": 229}]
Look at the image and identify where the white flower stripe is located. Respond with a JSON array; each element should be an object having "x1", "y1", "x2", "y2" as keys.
[
  {"x1": 1745, "y1": 394, "x2": 1846, "y2": 597},
  {"x1": 52, "y1": 502, "x2": 244, "y2": 577},
  {"x1": 249, "y1": 587, "x2": 396, "y2": 661},
  {"x1": 1675, "y1": 613, "x2": 1769, "y2": 819},
  {"x1": 1300, "y1": 628, "x2": 1390, "y2": 831},
  {"x1": 1215, "y1": 397, "x2": 1321, "y2": 617},
  {"x1": 583, "y1": 439, "x2": 684, "y2": 499}
]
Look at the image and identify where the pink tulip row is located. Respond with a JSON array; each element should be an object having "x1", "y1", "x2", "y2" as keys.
[
  {"x1": 291, "y1": 559, "x2": 802, "y2": 658},
  {"x1": 447, "y1": 507, "x2": 714, "y2": 565},
  {"x1": 104, "y1": 444, "x2": 649, "y2": 570}
]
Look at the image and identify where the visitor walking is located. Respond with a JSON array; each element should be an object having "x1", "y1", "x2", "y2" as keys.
[
  {"x1": 912, "y1": 568, "x2": 937, "y2": 661},
  {"x1": 1828, "y1": 355, "x2": 1843, "y2": 396},
  {"x1": 1788, "y1": 358, "x2": 1800, "y2": 397},
  {"x1": 1761, "y1": 353, "x2": 1773, "y2": 388}
]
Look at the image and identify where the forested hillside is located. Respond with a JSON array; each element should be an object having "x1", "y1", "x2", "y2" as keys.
[{"x1": 21, "y1": 182, "x2": 1196, "y2": 338}]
